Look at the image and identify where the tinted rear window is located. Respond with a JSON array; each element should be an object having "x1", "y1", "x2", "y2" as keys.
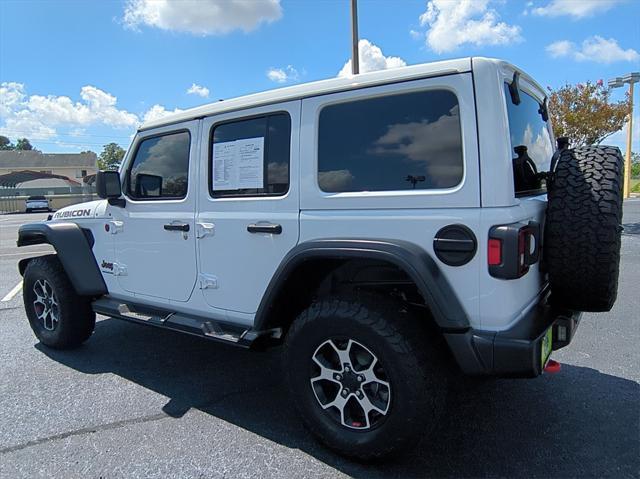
[
  {"x1": 318, "y1": 89, "x2": 463, "y2": 192},
  {"x1": 28, "y1": 196, "x2": 46, "y2": 200},
  {"x1": 504, "y1": 84, "x2": 553, "y2": 196}
]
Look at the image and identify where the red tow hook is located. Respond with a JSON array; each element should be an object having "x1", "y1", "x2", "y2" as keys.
[{"x1": 544, "y1": 359, "x2": 561, "y2": 374}]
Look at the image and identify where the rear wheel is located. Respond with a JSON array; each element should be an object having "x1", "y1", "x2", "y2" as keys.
[
  {"x1": 283, "y1": 294, "x2": 447, "y2": 460},
  {"x1": 23, "y1": 255, "x2": 95, "y2": 349}
]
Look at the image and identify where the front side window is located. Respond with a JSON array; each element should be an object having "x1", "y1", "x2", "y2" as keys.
[
  {"x1": 318, "y1": 89, "x2": 463, "y2": 193},
  {"x1": 504, "y1": 84, "x2": 554, "y2": 196},
  {"x1": 127, "y1": 131, "x2": 191, "y2": 200},
  {"x1": 210, "y1": 113, "x2": 291, "y2": 197}
]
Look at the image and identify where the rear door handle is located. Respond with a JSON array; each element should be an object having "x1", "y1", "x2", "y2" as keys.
[
  {"x1": 247, "y1": 223, "x2": 282, "y2": 234},
  {"x1": 164, "y1": 223, "x2": 190, "y2": 232}
]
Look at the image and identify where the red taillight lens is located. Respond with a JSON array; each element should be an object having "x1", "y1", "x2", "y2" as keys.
[{"x1": 488, "y1": 238, "x2": 502, "y2": 265}]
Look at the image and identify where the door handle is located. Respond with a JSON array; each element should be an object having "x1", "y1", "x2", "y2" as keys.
[
  {"x1": 164, "y1": 223, "x2": 190, "y2": 232},
  {"x1": 247, "y1": 223, "x2": 282, "y2": 234}
]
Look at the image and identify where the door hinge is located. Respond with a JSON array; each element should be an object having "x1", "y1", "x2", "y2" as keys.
[
  {"x1": 108, "y1": 220, "x2": 124, "y2": 235},
  {"x1": 199, "y1": 273, "x2": 219, "y2": 289},
  {"x1": 196, "y1": 222, "x2": 215, "y2": 239}
]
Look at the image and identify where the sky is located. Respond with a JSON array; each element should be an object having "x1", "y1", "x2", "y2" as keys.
[{"x1": 0, "y1": 0, "x2": 638, "y2": 155}]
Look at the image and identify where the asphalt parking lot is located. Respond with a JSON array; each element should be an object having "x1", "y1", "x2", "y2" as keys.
[{"x1": 0, "y1": 205, "x2": 638, "y2": 478}]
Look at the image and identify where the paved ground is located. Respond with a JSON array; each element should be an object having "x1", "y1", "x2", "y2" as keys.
[{"x1": 0, "y1": 205, "x2": 638, "y2": 478}]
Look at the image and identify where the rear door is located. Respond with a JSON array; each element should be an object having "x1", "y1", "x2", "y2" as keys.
[
  {"x1": 112, "y1": 121, "x2": 199, "y2": 303},
  {"x1": 196, "y1": 101, "x2": 300, "y2": 314}
]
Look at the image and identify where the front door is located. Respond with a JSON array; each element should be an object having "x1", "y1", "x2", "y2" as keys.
[
  {"x1": 113, "y1": 121, "x2": 200, "y2": 303},
  {"x1": 197, "y1": 101, "x2": 300, "y2": 314}
]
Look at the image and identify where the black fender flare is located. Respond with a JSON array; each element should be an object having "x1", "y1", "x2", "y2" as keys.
[
  {"x1": 254, "y1": 239, "x2": 470, "y2": 332},
  {"x1": 17, "y1": 222, "x2": 107, "y2": 296}
]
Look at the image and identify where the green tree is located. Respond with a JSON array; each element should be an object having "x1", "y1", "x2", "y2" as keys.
[
  {"x1": 98, "y1": 142, "x2": 126, "y2": 170},
  {"x1": 15, "y1": 138, "x2": 34, "y2": 150},
  {"x1": 548, "y1": 81, "x2": 631, "y2": 146},
  {"x1": 0, "y1": 135, "x2": 14, "y2": 150},
  {"x1": 631, "y1": 152, "x2": 640, "y2": 179}
]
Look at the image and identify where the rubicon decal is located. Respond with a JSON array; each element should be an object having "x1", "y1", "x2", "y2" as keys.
[{"x1": 53, "y1": 208, "x2": 92, "y2": 219}]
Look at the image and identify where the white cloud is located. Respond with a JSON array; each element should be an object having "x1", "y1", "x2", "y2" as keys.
[
  {"x1": 0, "y1": 82, "x2": 138, "y2": 140},
  {"x1": 142, "y1": 104, "x2": 185, "y2": 123},
  {"x1": 186, "y1": 83, "x2": 210, "y2": 98},
  {"x1": 546, "y1": 36, "x2": 640, "y2": 64},
  {"x1": 318, "y1": 170, "x2": 355, "y2": 192},
  {"x1": 266, "y1": 65, "x2": 299, "y2": 83},
  {"x1": 532, "y1": 0, "x2": 623, "y2": 19},
  {"x1": 546, "y1": 40, "x2": 573, "y2": 58},
  {"x1": 123, "y1": 0, "x2": 282, "y2": 35},
  {"x1": 337, "y1": 39, "x2": 406, "y2": 78},
  {"x1": 418, "y1": 0, "x2": 521, "y2": 54},
  {"x1": 0, "y1": 82, "x2": 183, "y2": 146}
]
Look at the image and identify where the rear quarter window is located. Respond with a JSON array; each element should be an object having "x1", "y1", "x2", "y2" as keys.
[
  {"x1": 504, "y1": 84, "x2": 554, "y2": 196},
  {"x1": 317, "y1": 89, "x2": 463, "y2": 193}
]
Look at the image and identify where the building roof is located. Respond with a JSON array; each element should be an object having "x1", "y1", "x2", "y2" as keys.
[
  {"x1": 0, "y1": 151, "x2": 97, "y2": 169},
  {"x1": 140, "y1": 57, "x2": 474, "y2": 131},
  {"x1": 0, "y1": 170, "x2": 81, "y2": 187}
]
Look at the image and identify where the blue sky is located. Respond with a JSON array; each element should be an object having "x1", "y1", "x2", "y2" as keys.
[{"x1": 1, "y1": 0, "x2": 638, "y2": 154}]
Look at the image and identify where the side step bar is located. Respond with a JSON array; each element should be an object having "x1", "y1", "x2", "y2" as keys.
[{"x1": 92, "y1": 297, "x2": 281, "y2": 348}]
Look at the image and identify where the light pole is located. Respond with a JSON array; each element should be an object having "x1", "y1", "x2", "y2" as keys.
[
  {"x1": 609, "y1": 72, "x2": 639, "y2": 199},
  {"x1": 350, "y1": 0, "x2": 359, "y2": 75}
]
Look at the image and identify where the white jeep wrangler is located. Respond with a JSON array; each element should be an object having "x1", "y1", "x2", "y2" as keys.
[{"x1": 17, "y1": 58, "x2": 623, "y2": 460}]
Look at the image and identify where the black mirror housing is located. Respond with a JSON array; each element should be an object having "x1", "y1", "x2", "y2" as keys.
[{"x1": 96, "y1": 171, "x2": 122, "y2": 199}]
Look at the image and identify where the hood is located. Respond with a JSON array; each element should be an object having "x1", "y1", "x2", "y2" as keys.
[{"x1": 51, "y1": 199, "x2": 108, "y2": 221}]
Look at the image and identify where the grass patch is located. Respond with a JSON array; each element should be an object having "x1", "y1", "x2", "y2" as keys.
[{"x1": 631, "y1": 179, "x2": 640, "y2": 194}]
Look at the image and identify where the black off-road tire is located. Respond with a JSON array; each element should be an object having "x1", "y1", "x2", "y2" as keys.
[
  {"x1": 544, "y1": 146, "x2": 623, "y2": 312},
  {"x1": 283, "y1": 294, "x2": 447, "y2": 460},
  {"x1": 23, "y1": 255, "x2": 96, "y2": 349}
]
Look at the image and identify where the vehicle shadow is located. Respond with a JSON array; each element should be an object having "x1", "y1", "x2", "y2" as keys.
[{"x1": 38, "y1": 318, "x2": 640, "y2": 478}]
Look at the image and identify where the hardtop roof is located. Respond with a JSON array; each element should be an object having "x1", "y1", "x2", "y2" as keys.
[{"x1": 140, "y1": 57, "x2": 475, "y2": 131}]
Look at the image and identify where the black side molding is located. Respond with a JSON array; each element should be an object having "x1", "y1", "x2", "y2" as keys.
[
  {"x1": 17, "y1": 222, "x2": 107, "y2": 296},
  {"x1": 254, "y1": 238, "x2": 470, "y2": 331}
]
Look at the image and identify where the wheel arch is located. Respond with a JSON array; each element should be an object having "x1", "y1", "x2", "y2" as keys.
[
  {"x1": 254, "y1": 239, "x2": 470, "y2": 334},
  {"x1": 17, "y1": 222, "x2": 107, "y2": 296}
]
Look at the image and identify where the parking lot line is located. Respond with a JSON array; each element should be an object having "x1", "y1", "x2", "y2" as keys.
[{"x1": 1, "y1": 281, "x2": 23, "y2": 302}]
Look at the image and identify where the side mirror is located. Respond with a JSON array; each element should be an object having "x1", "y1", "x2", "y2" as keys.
[{"x1": 96, "y1": 170, "x2": 125, "y2": 206}]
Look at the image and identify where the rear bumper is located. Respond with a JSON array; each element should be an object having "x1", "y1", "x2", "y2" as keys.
[{"x1": 445, "y1": 289, "x2": 582, "y2": 378}]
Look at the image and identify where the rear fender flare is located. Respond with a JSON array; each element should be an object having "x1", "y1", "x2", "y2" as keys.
[{"x1": 254, "y1": 239, "x2": 470, "y2": 332}]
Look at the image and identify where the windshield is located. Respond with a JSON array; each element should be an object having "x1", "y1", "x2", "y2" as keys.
[{"x1": 504, "y1": 84, "x2": 554, "y2": 196}]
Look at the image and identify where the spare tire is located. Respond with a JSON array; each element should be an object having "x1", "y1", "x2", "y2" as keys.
[{"x1": 544, "y1": 145, "x2": 623, "y2": 312}]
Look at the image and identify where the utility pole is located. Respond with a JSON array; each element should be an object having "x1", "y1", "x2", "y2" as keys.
[
  {"x1": 350, "y1": 0, "x2": 359, "y2": 75},
  {"x1": 609, "y1": 72, "x2": 639, "y2": 199}
]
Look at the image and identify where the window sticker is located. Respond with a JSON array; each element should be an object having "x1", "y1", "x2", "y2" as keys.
[{"x1": 212, "y1": 136, "x2": 264, "y2": 191}]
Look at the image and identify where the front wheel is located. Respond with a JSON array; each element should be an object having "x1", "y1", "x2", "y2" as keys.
[
  {"x1": 283, "y1": 295, "x2": 447, "y2": 460},
  {"x1": 23, "y1": 255, "x2": 96, "y2": 349}
]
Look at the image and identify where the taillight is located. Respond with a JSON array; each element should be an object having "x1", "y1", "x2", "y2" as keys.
[
  {"x1": 518, "y1": 228, "x2": 527, "y2": 275},
  {"x1": 488, "y1": 238, "x2": 502, "y2": 266},
  {"x1": 488, "y1": 221, "x2": 540, "y2": 279}
]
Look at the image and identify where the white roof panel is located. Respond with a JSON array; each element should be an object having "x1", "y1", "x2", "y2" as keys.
[{"x1": 140, "y1": 57, "x2": 473, "y2": 131}]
